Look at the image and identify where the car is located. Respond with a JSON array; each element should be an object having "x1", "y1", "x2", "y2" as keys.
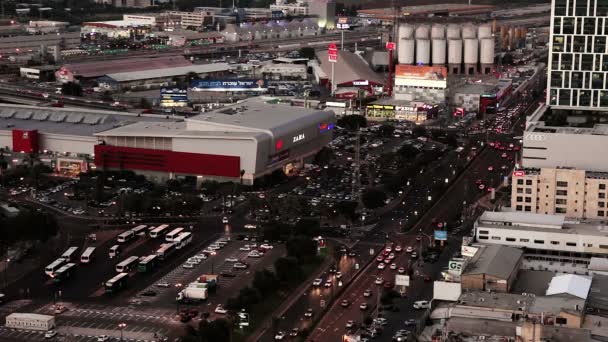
[
  {"x1": 324, "y1": 281, "x2": 332, "y2": 287},
  {"x1": 248, "y1": 251, "x2": 262, "y2": 258},
  {"x1": 222, "y1": 216, "x2": 229, "y2": 224},
  {"x1": 304, "y1": 308, "x2": 313, "y2": 318},
  {"x1": 501, "y1": 153, "x2": 507, "y2": 158},
  {"x1": 405, "y1": 246, "x2": 413, "y2": 253},
  {"x1": 487, "y1": 166, "x2": 494, "y2": 172},
  {"x1": 195, "y1": 254, "x2": 208, "y2": 260},
  {"x1": 346, "y1": 320, "x2": 355, "y2": 328},
  {"x1": 404, "y1": 319, "x2": 418, "y2": 326},
  {"x1": 411, "y1": 252, "x2": 418, "y2": 259},
  {"x1": 373, "y1": 317, "x2": 388, "y2": 326},
  {"x1": 141, "y1": 290, "x2": 157, "y2": 297},
  {"x1": 203, "y1": 248, "x2": 217, "y2": 255},
  {"x1": 239, "y1": 246, "x2": 251, "y2": 251},
  {"x1": 390, "y1": 263, "x2": 397, "y2": 270},
  {"x1": 376, "y1": 256, "x2": 384, "y2": 262},
  {"x1": 341, "y1": 299, "x2": 350, "y2": 307},
  {"x1": 312, "y1": 278, "x2": 323, "y2": 286},
  {"x1": 183, "y1": 263, "x2": 194, "y2": 269},
  {"x1": 45, "y1": 330, "x2": 57, "y2": 339},
  {"x1": 328, "y1": 267, "x2": 337, "y2": 273},
  {"x1": 348, "y1": 251, "x2": 356, "y2": 257},
  {"x1": 244, "y1": 224, "x2": 257, "y2": 229},
  {"x1": 225, "y1": 257, "x2": 239, "y2": 263},
  {"x1": 377, "y1": 262, "x2": 386, "y2": 270},
  {"x1": 54, "y1": 305, "x2": 66, "y2": 314},
  {"x1": 413, "y1": 300, "x2": 430, "y2": 309},
  {"x1": 97, "y1": 336, "x2": 110, "y2": 342},
  {"x1": 398, "y1": 267, "x2": 406, "y2": 274},
  {"x1": 383, "y1": 258, "x2": 391, "y2": 264},
  {"x1": 72, "y1": 209, "x2": 85, "y2": 215},
  {"x1": 359, "y1": 302, "x2": 368, "y2": 310},
  {"x1": 375, "y1": 277, "x2": 384, "y2": 285},
  {"x1": 385, "y1": 246, "x2": 392, "y2": 253},
  {"x1": 363, "y1": 289, "x2": 372, "y2": 297},
  {"x1": 260, "y1": 243, "x2": 273, "y2": 249},
  {"x1": 274, "y1": 331, "x2": 286, "y2": 340},
  {"x1": 424, "y1": 275, "x2": 432, "y2": 282},
  {"x1": 415, "y1": 235, "x2": 422, "y2": 241},
  {"x1": 187, "y1": 257, "x2": 201, "y2": 265},
  {"x1": 394, "y1": 245, "x2": 402, "y2": 252},
  {"x1": 156, "y1": 281, "x2": 170, "y2": 288},
  {"x1": 335, "y1": 272, "x2": 342, "y2": 279},
  {"x1": 233, "y1": 263, "x2": 248, "y2": 269},
  {"x1": 215, "y1": 304, "x2": 227, "y2": 314},
  {"x1": 289, "y1": 328, "x2": 298, "y2": 337},
  {"x1": 387, "y1": 253, "x2": 395, "y2": 260}
]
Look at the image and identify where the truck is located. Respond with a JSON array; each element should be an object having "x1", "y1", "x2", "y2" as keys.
[
  {"x1": 176, "y1": 274, "x2": 219, "y2": 303},
  {"x1": 5, "y1": 313, "x2": 55, "y2": 331}
]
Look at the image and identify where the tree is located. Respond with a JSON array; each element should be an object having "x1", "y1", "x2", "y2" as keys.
[
  {"x1": 362, "y1": 188, "x2": 387, "y2": 209},
  {"x1": 337, "y1": 115, "x2": 367, "y2": 131},
  {"x1": 139, "y1": 98, "x2": 152, "y2": 109},
  {"x1": 334, "y1": 201, "x2": 358, "y2": 222},
  {"x1": 378, "y1": 124, "x2": 395, "y2": 138},
  {"x1": 397, "y1": 145, "x2": 419, "y2": 160},
  {"x1": 237, "y1": 286, "x2": 261, "y2": 309},
  {"x1": 198, "y1": 319, "x2": 231, "y2": 342},
  {"x1": 412, "y1": 125, "x2": 426, "y2": 138},
  {"x1": 274, "y1": 256, "x2": 301, "y2": 283},
  {"x1": 294, "y1": 218, "x2": 320, "y2": 237},
  {"x1": 252, "y1": 269, "x2": 278, "y2": 295},
  {"x1": 299, "y1": 47, "x2": 316, "y2": 59},
  {"x1": 313, "y1": 146, "x2": 334, "y2": 166},
  {"x1": 186, "y1": 71, "x2": 200, "y2": 86},
  {"x1": 286, "y1": 236, "x2": 317, "y2": 263},
  {"x1": 61, "y1": 82, "x2": 83, "y2": 96}
]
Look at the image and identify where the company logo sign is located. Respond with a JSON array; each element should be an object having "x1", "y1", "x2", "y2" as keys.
[
  {"x1": 318, "y1": 122, "x2": 334, "y2": 133},
  {"x1": 461, "y1": 245, "x2": 479, "y2": 257},
  {"x1": 353, "y1": 80, "x2": 369, "y2": 86},
  {"x1": 525, "y1": 133, "x2": 547, "y2": 142},
  {"x1": 448, "y1": 260, "x2": 463, "y2": 274},
  {"x1": 293, "y1": 133, "x2": 305, "y2": 143},
  {"x1": 513, "y1": 170, "x2": 525, "y2": 177}
]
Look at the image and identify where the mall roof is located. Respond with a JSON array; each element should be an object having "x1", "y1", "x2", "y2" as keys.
[
  {"x1": 0, "y1": 104, "x2": 173, "y2": 137},
  {"x1": 546, "y1": 274, "x2": 592, "y2": 299},
  {"x1": 478, "y1": 211, "x2": 566, "y2": 228},
  {"x1": 463, "y1": 245, "x2": 523, "y2": 279},
  {"x1": 61, "y1": 56, "x2": 193, "y2": 79},
  {"x1": 315, "y1": 50, "x2": 385, "y2": 86},
  {"x1": 94, "y1": 121, "x2": 263, "y2": 140},
  {"x1": 105, "y1": 63, "x2": 233, "y2": 83}
]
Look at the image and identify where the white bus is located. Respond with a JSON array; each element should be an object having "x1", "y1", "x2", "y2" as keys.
[
  {"x1": 149, "y1": 224, "x2": 170, "y2": 238},
  {"x1": 165, "y1": 227, "x2": 185, "y2": 242},
  {"x1": 60, "y1": 247, "x2": 79, "y2": 262},
  {"x1": 174, "y1": 232, "x2": 193, "y2": 249},
  {"x1": 45, "y1": 259, "x2": 66, "y2": 277},
  {"x1": 109, "y1": 245, "x2": 121, "y2": 258},
  {"x1": 105, "y1": 272, "x2": 128, "y2": 293},
  {"x1": 155, "y1": 242, "x2": 176, "y2": 260},
  {"x1": 117, "y1": 230, "x2": 135, "y2": 243},
  {"x1": 115, "y1": 256, "x2": 139, "y2": 273},
  {"x1": 80, "y1": 247, "x2": 96, "y2": 264},
  {"x1": 130, "y1": 225, "x2": 148, "y2": 236}
]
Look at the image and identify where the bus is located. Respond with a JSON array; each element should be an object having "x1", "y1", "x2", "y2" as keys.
[
  {"x1": 149, "y1": 224, "x2": 170, "y2": 238},
  {"x1": 155, "y1": 242, "x2": 176, "y2": 260},
  {"x1": 174, "y1": 232, "x2": 193, "y2": 249},
  {"x1": 130, "y1": 225, "x2": 148, "y2": 237},
  {"x1": 109, "y1": 245, "x2": 121, "y2": 259},
  {"x1": 80, "y1": 247, "x2": 96, "y2": 264},
  {"x1": 45, "y1": 258, "x2": 66, "y2": 277},
  {"x1": 60, "y1": 49, "x2": 89, "y2": 57},
  {"x1": 117, "y1": 230, "x2": 135, "y2": 243},
  {"x1": 115, "y1": 256, "x2": 139, "y2": 273},
  {"x1": 165, "y1": 227, "x2": 185, "y2": 242},
  {"x1": 53, "y1": 263, "x2": 76, "y2": 283},
  {"x1": 60, "y1": 247, "x2": 79, "y2": 262},
  {"x1": 137, "y1": 254, "x2": 158, "y2": 273},
  {"x1": 105, "y1": 272, "x2": 129, "y2": 293}
]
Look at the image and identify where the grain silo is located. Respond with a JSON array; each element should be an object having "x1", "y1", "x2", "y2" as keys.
[
  {"x1": 416, "y1": 39, "x2": 431, "y2": 65},
  {"x1": 399, "y1": 23, "x2": 415, "y2": 39},
  {"x1": 415, "y1": 25, "x2": 430, "y2": 39},
  {"x1": 464, "y1": 38, "x2": 479, "y2": 74},
  {"x1": 399, "y1": 38, "x2": 415, "y2": 64},
  {"x1": 448, "y1": 39, "x2": 463, "y2": 74},
  {"x1": 480, "y1": 38, "x2": 495, "y2": 74},
  {"x1": 462, "y1": 24, "x2": 477, "y2": 39},
  {"x1": 431, "y1": 24, "x2": 445, "y2": 39},
  {"x1": 432, "y1": 39, "x2": 446, "y2": 65},
  {"x1": 447, "y1": 24, "x2": 461, "y2": 39},
  {"x1": 478, "y1": 24, "x2": 492, "y2": 39}
]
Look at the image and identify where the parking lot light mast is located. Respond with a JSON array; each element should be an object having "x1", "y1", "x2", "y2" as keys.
[{"x1": 118, "y1": 323, "x2": 126, "y2": 341}]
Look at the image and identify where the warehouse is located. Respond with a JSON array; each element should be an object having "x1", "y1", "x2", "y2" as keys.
[
  {"x1": 315, "y1": 50, "x2": 385, "y2": 97},
  {"x1": 94, "y1": 97, "x2": 335, "y2": 184}
]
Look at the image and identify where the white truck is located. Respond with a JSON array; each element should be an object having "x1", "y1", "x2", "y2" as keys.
[
  {"x1": 5, "y1": 313, "x2": 55, "y2": 331},
  {"x1": 176, "y1": 282, "x2": 209, "y2": 303}
]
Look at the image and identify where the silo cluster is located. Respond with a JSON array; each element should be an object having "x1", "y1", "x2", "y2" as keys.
[{"x1": 397, "y1": 22, "x2": 496, "y2": 75}]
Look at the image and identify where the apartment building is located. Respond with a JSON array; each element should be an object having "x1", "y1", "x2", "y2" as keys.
[{"x1": 167, "y1": 10, "x2": 214, "y2": 28}]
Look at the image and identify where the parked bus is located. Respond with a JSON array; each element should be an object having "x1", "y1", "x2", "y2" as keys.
[
  {"x1": 174, "y1": 232, "x2": 193, "y2": 249},
  {"x1": 117, "y1": 230, "x2": 135, "y2": 243},
  {"x1": 165, "y1": 227, "x2": 185, "y2": 242},
  {"x1": 137, "y1": 254, "x2": 158, "y2": 273},
  {"x1": 45, "y1": 259, "x2": 66, "y2": 277},
  {"x1": 130, "y1": 225, "x2": 148, "y2": 237},
  {"x1": 155, "y1": 242, "x2": 176, "y2": 260},
  {"x1": 149, "y1": 224, "x2": 170, "y2": 238},
  {"x1": 80, "y1": 247, "x2": 96, "y2": 264},
  {"x1": 115, "y1": 256, "x2": 139, "y2": 273},
  {"x1": 104, "y1": 272, "x2": 128, "y2": 293},
  {"x1": 60, "y1": 247, "x2": 79, "y2": 262},
  {"x1": 53, "y1": 263, "x2": 76, "y2": 283},
  {"x1": 109, "y1": 245, "x2": 121, "y2": 259}
]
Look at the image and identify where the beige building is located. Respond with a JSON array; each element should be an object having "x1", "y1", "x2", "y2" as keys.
[
  {"x1": 512, "y1": 168, "x2": 608, "y2": 219},
  {"x1": 167, "y1": 10, "x2": 214, "y2": 28}
]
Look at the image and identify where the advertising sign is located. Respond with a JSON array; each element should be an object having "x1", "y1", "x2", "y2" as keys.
[
  {"x1": 461, "y1": 245, "x2": 479, "y2": 257},
  {"x1": 160, "y1": 88, "x2": 188, "y2": 107},
  {"x1": 366, "y1": 104, "x2": 395, "y2": 111},
  {"x1": 328, "y1": 43, "x2": 338, "y2": 63},
  {"x1": 434, "y1": 230, "x2": 447, "y2": 241},
  {"x1": 395, "y1": 274, "x2": 410, "y2": 286},
  {"x1": 190, "y1": 79, "x2": 267, "y2": 92},
  {"x1": 395, "y1": 65, "x2": 447, "y2": 80},
  {"x1": 448, "y1": 259, "x2": 464, "y2": 274}
]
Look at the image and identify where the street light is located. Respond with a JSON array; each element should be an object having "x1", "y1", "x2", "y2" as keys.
[
  {"x1": 444, "y1": 178, "x2": 449, "y2": 184},
  {"x1": 118, "y1": 323, "x2": 126, "y2": 341}
]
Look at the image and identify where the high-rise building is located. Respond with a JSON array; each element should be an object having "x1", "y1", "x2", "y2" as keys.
[{"x1": 547, "y1": 0, "x2": 608, "y2": 110}]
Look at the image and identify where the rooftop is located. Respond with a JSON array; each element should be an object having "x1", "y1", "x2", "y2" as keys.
[
  {"x1": 478, "y1": 211, "x2": 566, "y2": 229},
  {"x1": 588, "y1": 274, "x2": 608, "y2": 311},
  {"x1": 358, "y1": 3, "x2": 495, "y2": 19},
  {"x1": 546, "y1": 274, "x2": 592, "y2": 299},
  {"x1": 463, "y1": 245, "x2": 523, "y2": 279},
  {"x1": 512, "y1": 269, "x2": 555, "y2": 296},
  {"x1": 105, "y1": 63, "x2": 233, "y2": 82},
  {"x1": 315, "y1": 50, "x2": 385, "y2": 86},
  {"x1": 61, "y1": 56, "x2": 193, "y2": 79},
  {"x1": 457, "y1": 291, "x2": 532, "y2": 311}
]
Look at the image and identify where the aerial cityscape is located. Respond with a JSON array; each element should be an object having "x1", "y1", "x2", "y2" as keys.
[{"x1": 0, "y1": 0, "x2": 603, "y2": 341}]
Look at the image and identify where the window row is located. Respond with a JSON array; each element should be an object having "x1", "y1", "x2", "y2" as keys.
[
  {"x1": 551, "y1": 52, "x2": 608, "y2": 72},
  {"x1": 554, "y1": 0, "x2": 608, "y2": 17},
  {"x1": 549, "y1": 88, "x2": 608, "y2": 107},
  {"x1": 554, "y1": 16, "x2": 608, "y2": 36},
  {"x1": 553, "y1": 35, "x2": 607, "y2": 54}
]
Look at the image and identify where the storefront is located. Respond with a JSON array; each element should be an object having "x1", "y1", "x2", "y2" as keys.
[
  {"x1": 56, "y1": 158, "x2": 88, "y2": 177},
  {"x1": 366, "y1": 103, "x2": 437, "y2": 123}
]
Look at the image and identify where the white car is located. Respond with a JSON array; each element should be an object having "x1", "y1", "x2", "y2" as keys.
[
  {"x1": 195, "y1": 254, "x2": 208, "y2": 260},
  {"x1": 413, "y1": 300, "x2": 430, "y2": 309},
  {"x1": 225, "y1": 257, "x2": 239, "y2": 263},
  {"x1": 248, "y1": 251, "x2": 261, "y2": 258},
  {"x1": 203, "y1": 248, "x2": 217, "y2": 255},
  {"x1": 390, "y1": 263, "x2": 397, "y2": 270},
  {"x1": 405, "y1": 246, "x2": 414, "y2": 253},
  {"x1": 182, "y1": 263, "x2": 194, "y2": 269},
  {"x1": 187, "y1": 258, "x2": 201, "y2": 265},
  {"x1": 156, "y1": 282, "x2": 170, "y2": 288},
  {"x1": 239, "y1": 246, "x2": 251, "y2": 251},
  {"x1": 375, "y1": 277, "x2": 384, "y2": 285},
  {"x1": 373, "y1": 317, "x2": 388, "y2": 326},
  {"x1": 222, "y1": 216, "x2": 229, "y2": 224},
  {"x1": 363, "y1": 289, "x2": 372, "y2": 297},
  {"x1": 335, "y1": 272, "x2": 342, "y2": 279},
  {"x1": 324, "y1": 281, "x2": 332, "y2": 288},
  {"x1": 312, "y1": 278, "x2": 323, "y2": 286},
  {"x1": 97, "y1": 336, "x2": 110, "y2": 342},
  {"x1": 44, "y1": 330, "x2": 57, "y2": 339},
  {"x1": 274, "y1": 331, "x2": 286, "y2": 340},
  {"x1": 233, "y1": 263, "x2": 248, "y2": 269},
  {"x1": 72, "y1": 209, "x2": 85, "y2": 215},
  {"x1": 215, "y1": 305, "x2": 227, "y2": 314},
  {"x1": 244, "y1": 224, "x2": 257, "y2": 229},
  {"x1": 377, "y1": 263, "x2": 386, "y2": 270},
  {"x1": 260, "y1": 244, "x2": 273, "y2": 250},
  {"x1": 208, "y1": 245, "x2": 221, "y2": 250},
  {"x1": 346, "y1": 320, "x2": 355, "y2": 328}
]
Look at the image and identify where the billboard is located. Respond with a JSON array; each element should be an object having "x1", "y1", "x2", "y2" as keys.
[
  {"x1": 448, "y1": 259, "x2": 464, "y2": 275},
  {"x1": 160, "y1": 88, "x2": 188, "y2": 107},
  {"x1": 433, "y1": 281, "x2": 462, "y2": 301},
  {"x1": 395, "y1": 274, "x2": 410, "y2": 286},
  {"x1": 190, "y1": 79, "x2": 267, "y2": 92},
  {"x1": 461, "y1": 245, "x2": 479, "y2": 257},
  {"x1": 434, "y1": 230, "x2": 447, "y2": 241},
  {"x1": 395, "y1": 65, "x2": 447, "y2": 80}
]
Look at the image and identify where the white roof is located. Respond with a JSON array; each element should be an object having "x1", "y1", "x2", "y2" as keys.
[
  {"x1": 546, "y1": 274, "x2": 592, "y2": 299},
  {"x1": 478, "y1": 211, "x2": 566, "y2": 229},
  {"x1": 106, "y1": 63, "x2": 233, "y2": 82}
]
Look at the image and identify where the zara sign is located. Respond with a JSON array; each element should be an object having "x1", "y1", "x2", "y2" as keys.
[{"x1": 293, "y1": 133, "x2": 305, "y2": 143}]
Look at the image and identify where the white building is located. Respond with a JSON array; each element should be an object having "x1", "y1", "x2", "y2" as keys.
[
  {"x1": 474, "y1": 211, "x2": 608, "y2": 258},
  {"x1": 260, "y1": 63, "x2": 307, "y2": 80},
  {"x1": 270, "y1": 0, "x2": 309, "y2": 16}
]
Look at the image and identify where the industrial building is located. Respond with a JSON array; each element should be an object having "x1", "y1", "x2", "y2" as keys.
[
  {"x1": 94, "y1": 97, "x2": 335, "y2": 184},
  {"x1": 0, "y1": 31, "x2": 79, "y2": 54},
  {"x1": 460, "y1": 244, "x2": 523, "y2": 293},
  {"x1": 221, "y1": 19, "x2": 320, "y2": 42},
  {"x1": 393, "y1": 65, "x2": 447, "y2": 104},
  {"x1": 260, "y1": 63, "x2": 307, "y2": 80},
  {"x1": 358, "y1": 4, "x2": 496, "y2": 24},
  {"x1": 474, "y1": 211, "x2": 608, "y2": 259},
  {"x1": 315, "y1": 50, "x2": 385, "y2": 98}
]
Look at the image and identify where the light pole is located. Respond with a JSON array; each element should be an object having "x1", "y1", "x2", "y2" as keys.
[{"x1": 118, "y1": 323, "x2": 126, "y2": 341}]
